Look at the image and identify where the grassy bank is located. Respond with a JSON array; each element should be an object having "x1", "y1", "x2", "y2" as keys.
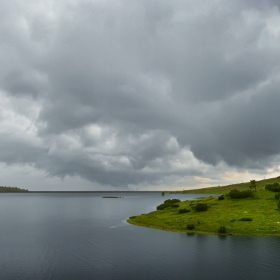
[
  {"x1": 166, "y1": 177, "x2": 280, "y2": 195},
  {"x1": 128, "y1": 177, "x2": 280, "y2": 236}
]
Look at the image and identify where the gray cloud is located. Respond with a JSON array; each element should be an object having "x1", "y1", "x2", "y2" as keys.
[
  {"x1": 190, "y1": 80, "x2": 280, "y2": 167},
  {"x1": 1, "y1": 0, "x2": 280, "y2": 189}
]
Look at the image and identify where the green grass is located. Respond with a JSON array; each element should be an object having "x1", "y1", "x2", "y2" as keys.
[
  {"x1": 128, "y1": 177, "x2": 280, "y2": 236},
  {"x1": 166, "y1": 177, "x2": 280, "y2": 195}
]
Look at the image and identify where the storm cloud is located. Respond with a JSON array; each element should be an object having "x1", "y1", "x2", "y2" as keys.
[{"x1": 1, "y1": 0, "x2": 280, "y2": 190}]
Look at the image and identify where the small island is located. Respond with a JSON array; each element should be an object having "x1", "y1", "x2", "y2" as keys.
[
  {"x1": 128, "y1": 177, "x2": 280, "y2": 236},
  {"x1": 102, "y1": 196, "x2": 123, "y2": 198}
]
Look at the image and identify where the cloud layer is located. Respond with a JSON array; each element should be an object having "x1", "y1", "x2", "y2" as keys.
[{"x1": 1, "y1": 0, "x2": 280, "y2": 190}]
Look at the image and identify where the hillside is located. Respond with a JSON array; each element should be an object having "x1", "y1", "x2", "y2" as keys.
[
  {"x1": 166, "y1": 176, "x2": 280, "y2": 194},
  {"x1": 128, "y1": 177, "x2": 280, "y2": 236}
]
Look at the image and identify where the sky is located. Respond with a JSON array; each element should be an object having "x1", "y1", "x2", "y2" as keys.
[{"x1": 1, "y1": 0, "x2": 280, "y2": 191}]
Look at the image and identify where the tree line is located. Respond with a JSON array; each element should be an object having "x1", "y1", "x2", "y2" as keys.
[{"x1": 0, "y1": 186, "x2": 28, "y2": 192}]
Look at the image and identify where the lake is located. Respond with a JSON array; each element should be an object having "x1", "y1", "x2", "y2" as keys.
[{"x1": 0, "y1": 193, "x2": 280, "y2": 279}]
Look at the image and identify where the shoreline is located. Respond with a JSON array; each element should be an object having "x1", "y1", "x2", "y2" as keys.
[
  {"x1": 127, "y1": 219, "x2": 280, "y2": 237},
  {"x1": 127, "y1": 177, "x2": 280, "y2": 237}
]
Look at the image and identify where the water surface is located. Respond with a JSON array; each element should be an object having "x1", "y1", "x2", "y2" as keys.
[{"x1": 0, "y1": 193, "x2": 279, "y2": 279}]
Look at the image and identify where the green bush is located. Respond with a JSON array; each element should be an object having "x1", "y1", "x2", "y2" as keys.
[
  {"x1": 218, "y1": 226, "x2": 227, "y2": 234},
  {"x1": 265, "y1": 183, "x2": 280, "y2": 192},
  {"x1": 218, "y1": 195, "x2": 225, "y2": 200},
  {"x1": 157, "y1": 203, "x2": 168, "y2": 210},
  {"x1": 171, "y1": 204, "x2": 179, "y2": 208},
  {"x1": 178, "y1": 208, "x2": 191, "y2": 214},
  {"x1": 164, "y1": 199, "x2": 181, "y2": 204},
  {"x1": 187, "y1": 224, "x2": 195, "y2": 230},
  {"x1": 229, "y1": 189, "x2": 254, "y2": 199},
  {"x1": 156, "y1": 198, "x2": 181, "y2": 210},
  {"x1": 195, "y1": 203, "x2": 208, "y2": 212},
  {"x1": 249, "y1": 180, "x2": 257, "y2": 190},
  {"x1": 238, "y1": 217, "x2": 253, "y2": 221},
  {"x1": 275, "y1": 193, "x2": 280, "y2": 200}
]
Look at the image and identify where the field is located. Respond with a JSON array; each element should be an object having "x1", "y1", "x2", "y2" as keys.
[{"x1": 128, "y1": 177, "x2": 280, "y2": 236}]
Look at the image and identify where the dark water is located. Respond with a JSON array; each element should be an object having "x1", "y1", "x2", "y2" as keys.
[{"x1": 0, "y1": 193, "x2": 280, "y2": 280}]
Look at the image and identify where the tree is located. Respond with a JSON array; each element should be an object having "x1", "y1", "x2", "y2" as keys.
[{"x1": 250, "y1": 180, "x2": 257, "y2": 190}]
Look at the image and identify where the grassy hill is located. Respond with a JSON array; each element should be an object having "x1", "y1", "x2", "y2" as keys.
[
  {"x1": 128, "y1": 177, "x2": 280, "y2": 236},
  {"x1": 167, "y1": 176, "x2": 280, "y2": 194}
]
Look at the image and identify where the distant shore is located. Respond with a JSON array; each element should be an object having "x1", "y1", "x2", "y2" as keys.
[
  {"x1": 28, "y1": 191, "x2": 163, "y2": 193},
  {"x1": 0, "y1": 189, "x2": 163, "y2": 194}
]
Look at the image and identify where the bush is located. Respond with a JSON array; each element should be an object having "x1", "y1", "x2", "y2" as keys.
[
  {"x1": 249, "y1": 180, "x2": 257, "y2": 190},
  {"x1": 218, "y1": 226, "x2": 227, "y2": 234},
  {"x1": 156, "y1": 203, "x2": 168, "y2": 210},
  {"x1": 275, "y1": 193, "x2": 280, "y2": 200},
  {"x1": 238, "y1": 217, "x2": 253, "y2": 221},
  {"x1": 218, "y1": 195, "x2": 225, "y2": 200},
  {"x1": 195, "y1": 203, "x2": 208, "y2": 212},
  {"x1": 156, "y1": 198, "x2": 181, "y2": 210},
  {"x1": 265, "y1": 183, "x2": 280, "y2": 192},
  {"x1": 178, "y1": 208, "x2": 191, "y2": 214},
  {"x1": 171, "y1": 203, "x2": 179, "y2": 208},
  {"x1": 187, "y1": 224, "x2": 195, "y2": 230},
  {"x1": 229, "y1": 189, "x2": 254, "y2": 199},
  {"x1": 164, "y1": 199, "x2": 181, "y2": 204}
]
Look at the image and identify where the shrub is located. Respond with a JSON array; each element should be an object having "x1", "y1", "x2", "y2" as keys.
[
  {"x1": 195, "y1": 203, "x2": 208, "y2": 212},
  {"x1": 157, "y1": 203, "x2": 168, "y2": 210},
  {"x1": 218, "y1": 226, "x2": 227, "y2": 234},
  {"x1": 171, "y1": 203, "x2": 179, "y2": 208},
  {"x1": 249, "y1": 180, "x2": 257, "y2": 190},
  {"x1": 187, "y1": 224, "x2": 195, "y2": 230},
  {"x1": 164, "y1": 199, "x2": 181, "y2": 204},
  {"x1": 178, "y1": 208, "x2": 191, "y2": 214},
  {"x1": 156, "y1": 198, "x2": 181, "y2": 210},
  {"x1": 275, "y1": 193, "x2": 280, "y2": 200},
  {"x1": 239, "y1": 217, "x2": 253, "y2": 221},
  {"x1": 218, "y1": 195, "x2": 225, "y2": 200},
  {"x1": 229, "y1": 189, "x2": 254, "y2": 199},
  {"x1": 265, "y1": 183, "x2": 280, "y2": 192}
]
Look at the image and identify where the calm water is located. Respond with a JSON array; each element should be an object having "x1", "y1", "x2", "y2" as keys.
[{"x1": 0, "y1": 193, "x2": 280, "y2": 280}]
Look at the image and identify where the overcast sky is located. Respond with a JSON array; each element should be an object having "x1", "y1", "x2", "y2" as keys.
[{"x1": 1, "y1": 0, "x2": 280, "y2": 191}]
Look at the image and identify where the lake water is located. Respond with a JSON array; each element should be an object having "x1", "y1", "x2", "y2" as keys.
[{"x1": 0, "y1": 193, "x2": 280, "y2": 279}]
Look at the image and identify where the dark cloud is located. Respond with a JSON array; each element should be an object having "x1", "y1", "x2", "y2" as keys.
[
  {"x1": 0, "y1": 0, "x2": 280, "y2": 189},
  {"x1": 189, "y1": 81, "x2": 280, "y2": 167}
]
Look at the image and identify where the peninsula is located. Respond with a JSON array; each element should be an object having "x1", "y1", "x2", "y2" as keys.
[{"x1": 128, "y1": 177, "x2": 280, "y2": 236}]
